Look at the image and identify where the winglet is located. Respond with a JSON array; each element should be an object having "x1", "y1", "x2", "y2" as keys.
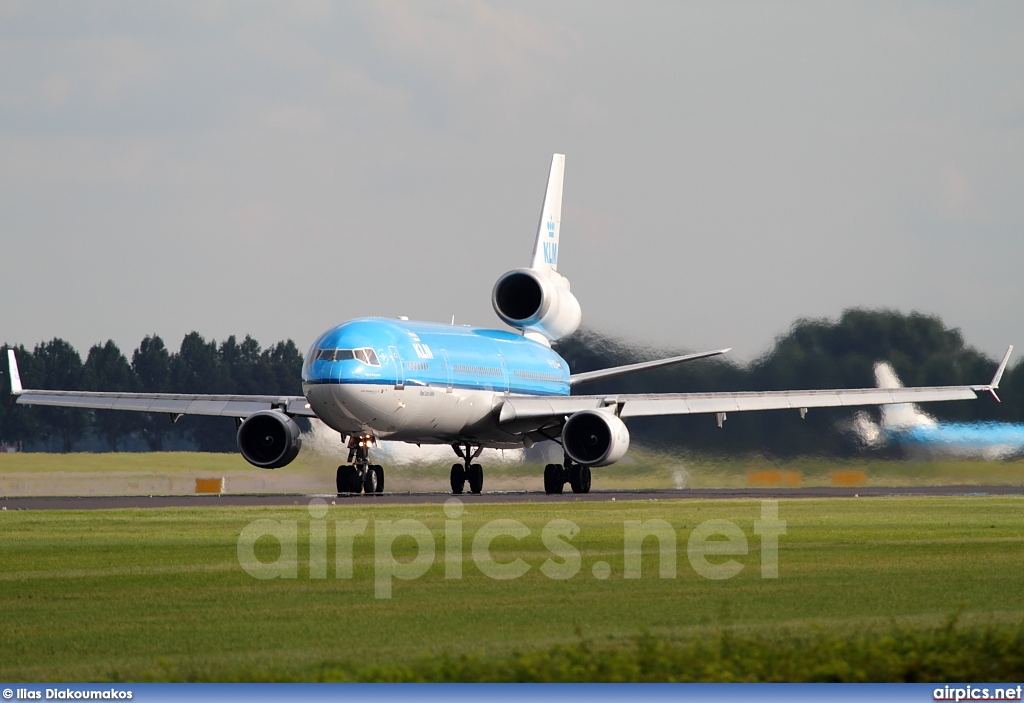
[
  {"x1": 991, "y1": 345, "x2": 1013, "y2": 388},
  {"x1": 7, "y1": 349, "x2": 23, "y2": 395},
  {"x1": 971, "y1": 345, "x2": 1013, "y2": 402}
]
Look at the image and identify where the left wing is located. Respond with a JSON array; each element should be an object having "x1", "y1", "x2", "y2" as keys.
[
  {"x1": 7, "y1": 350, "x2": 314, "y2": 419},
  {"x1": 501, "y1": 346, "x2": 1013, "y2": 429}
]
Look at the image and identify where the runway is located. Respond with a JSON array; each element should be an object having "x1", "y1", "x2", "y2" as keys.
[{"x1": 2, "y1": 484, "x2": 1023, "y2": 510}]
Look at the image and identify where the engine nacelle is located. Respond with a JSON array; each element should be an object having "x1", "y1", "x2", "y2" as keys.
[
  {"x1": 237, "y1": 410, "x2": 302, "y2": 469},
  {"x1": 562, "y1": 410, "x2": 630, "y2": 467},
  {"x1": 491, "y1": 268, "x2": 582, "y2": 342}
]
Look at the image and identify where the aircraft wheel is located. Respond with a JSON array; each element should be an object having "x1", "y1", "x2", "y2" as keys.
[
  {"x1": 568, "y1": 464, "x2": 582, "y2": 493},
  {"x1": 337, "y1": 465, "x2": 361, "y2": 494},
  {"x1": 362, "y1": 466, "x2": 378, "y2": 494},
  {"x1": 450, "y1": 464, "x2": 466, "y2": 495},
  {"x1": 372, "y1": 465, "x2": 384, "y2": 493},
  {"x1": 577, "y1": 465, "x2": 592, "y2": 494},
  {"x1": 468, "y1": 464, "x2": 484, "y2": 494},
  {"x1": 543, "y1": 464, "x2": 564, "y2": 495}
]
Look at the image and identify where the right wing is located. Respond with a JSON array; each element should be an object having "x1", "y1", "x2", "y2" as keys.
[
  {"x1": 500, "y1": 384, "x2": 980, "y2": 426},
  {"x1": 7, "y1": 350, "x2": 313, "y2": 419},
  {"x1": 501, "y1": 346, "x2": 1013, "y2": 429}
]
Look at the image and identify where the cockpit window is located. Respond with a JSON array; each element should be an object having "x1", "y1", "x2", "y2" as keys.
[
  {"x1": 353, "y1": 348, "x2": 380, "y2": 365},
  {"x1": 317, "y1": 347, "x2": 379, "y2": 366}
]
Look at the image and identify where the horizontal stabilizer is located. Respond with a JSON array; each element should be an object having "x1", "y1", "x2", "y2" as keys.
[{"x1": 569, "y1": 348, "x2": 730, "y2": 387}]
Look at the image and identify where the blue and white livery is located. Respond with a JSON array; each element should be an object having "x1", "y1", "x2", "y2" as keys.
[
  {"x1": 7, "y1": 154, "x2": 1013, "y2": 495},
  {"x1": 848, "y1": 358, "x2": 1023, "y2": 460}
]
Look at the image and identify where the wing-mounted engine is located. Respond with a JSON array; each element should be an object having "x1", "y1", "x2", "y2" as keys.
[
  {"x1": 237, "y1": 410, "x2": 302, "y2": 469},
  {"x1": 562, "y1": 409, "x2": 630, "y2": 467},
  {"x1": 492, "y1": 267, "x2": 581, "y2": 343}
]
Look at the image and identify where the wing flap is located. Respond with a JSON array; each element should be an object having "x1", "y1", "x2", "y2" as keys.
[
  {"x1": 14, "y1": 390, "x2": 316, "y2": 418},
  {"x1": 619, "y1": 387, "x2": 977, "y2": 418}
]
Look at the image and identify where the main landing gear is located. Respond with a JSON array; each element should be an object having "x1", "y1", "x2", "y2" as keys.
[
  {"x1": 337, "y1": 434, "x2": 384, "y2": 495},
  {"x1": 543, "y1": 456, "x2": 591, "y2": 495},
  {"x1": 450, "y1": 442, "x2": 484, "y2": 495}
]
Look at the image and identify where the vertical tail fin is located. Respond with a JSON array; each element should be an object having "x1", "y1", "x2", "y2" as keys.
[
  {"x1": 529, "y1": 153, "x2": 565, "y2": 274},
  {"x1": 875, "y1": 361, "x2": 936, "y2": 430}
]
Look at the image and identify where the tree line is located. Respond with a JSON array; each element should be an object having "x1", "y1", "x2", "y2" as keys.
[
  {"x1": 1, "y1": 309, "x2": 1020, "y2": 457},
  {"x1": 0, "y1": 334, "x2": 305, "y2": 453}
]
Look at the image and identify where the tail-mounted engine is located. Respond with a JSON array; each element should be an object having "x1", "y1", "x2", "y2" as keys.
[
  {"x1": 492, "y1": 268, "x2": 581, "y2": 343},
  {"x1": 562, "y1": 409, "x2": 630, "y2": 467},
  {"x1": 237, "y1": 410, "x2": 302, "y2": 469}
]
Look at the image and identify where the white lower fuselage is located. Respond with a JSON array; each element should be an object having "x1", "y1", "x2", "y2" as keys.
[{"x1": 305, "y1": 383, "x2": 522, "y2": 446}]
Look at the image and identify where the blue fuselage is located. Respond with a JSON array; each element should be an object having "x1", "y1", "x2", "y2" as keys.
[
  {"x1": 301, "y1": 318, "x2": 569, "y2": 444},
  {"x1": 889, "y1": 422, "x2": 1024, "y2": 458}
]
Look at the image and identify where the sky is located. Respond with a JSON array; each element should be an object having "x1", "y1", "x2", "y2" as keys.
[{"x1": 2, "y1": 2, "x2": 1023, "y2": 366}]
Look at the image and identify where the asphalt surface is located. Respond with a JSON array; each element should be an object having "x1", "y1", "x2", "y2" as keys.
[{"x1": 2, "y1": 485, "x2": 1023, "y2": 510}]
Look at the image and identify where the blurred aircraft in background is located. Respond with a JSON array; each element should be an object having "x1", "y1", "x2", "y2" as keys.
[{"x1": 847, "y1": 355, "x2": 1023, "y2": 460}]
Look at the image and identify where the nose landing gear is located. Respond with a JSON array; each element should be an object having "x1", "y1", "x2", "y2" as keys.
[
  {"x1": 450, "y1": 442, "x2": 484, "y2": 495},
  {"x1": 337, "y1": 434, "x2": 384, "y2": 495}
]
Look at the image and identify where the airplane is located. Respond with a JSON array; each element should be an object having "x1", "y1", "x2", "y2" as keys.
[
  {"x1": 846, "y1": 359, "x2": 1023, "y2": 460},
  {"x1": 6, "y1": 154, "x2": 1014, "y2": 495}
]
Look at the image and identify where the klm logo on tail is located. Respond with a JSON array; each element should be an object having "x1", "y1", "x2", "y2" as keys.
[
  {"x1": 543, "y1": 216, "x2": 557, "y2": 264},
  {"x1": 543, "y1": 242, "x2": 557, "y2": 264}
]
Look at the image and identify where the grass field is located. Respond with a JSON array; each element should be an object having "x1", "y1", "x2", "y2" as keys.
[
  {"x1": 2, "y1": 449, "x2": 1024, "y2": 496},
  {"x1": 2, "y1": 495, "x2": 1023, "y2": 681}
]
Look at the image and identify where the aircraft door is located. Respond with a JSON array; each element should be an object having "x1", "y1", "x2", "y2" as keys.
[
  {"x1": 389, "y1": 346, "x2": 404, "y2": 390},
  {"x1": 441, "y1": 349, "x2": 452, "y2": 393},
  {"x1": 498, "y1": 354, "x2": 510, "y2": 394}
]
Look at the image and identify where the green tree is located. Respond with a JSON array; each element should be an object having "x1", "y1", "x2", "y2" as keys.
[
  {"x1": 83, "y1": 340, "x2": 138, "y2": 451},
  {"x1": 33, "y1": 338, "x2": 87, "y2": 453},
  {"x1": 132, "y1": 335, "x2": 174, "y2": 450},
  {"x1": 260, "y1": 339, "x2": 305, "y2": 396},
  {"x1": 171, "y1": 332, "x2": 234, "y2": 452},
  {"x1": 219, "y1": 335, "x2": 262, "y2": 394}
]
